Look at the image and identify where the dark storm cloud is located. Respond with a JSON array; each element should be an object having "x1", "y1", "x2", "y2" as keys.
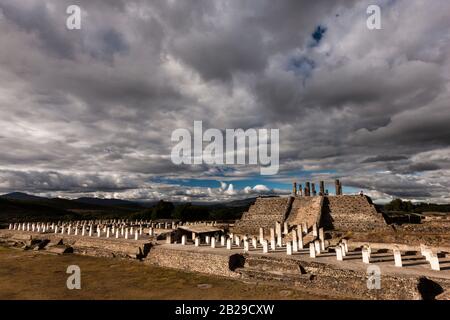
[
  {"x1": 0, "y1": 0, "x2": 450, "y2": 203},
  {"x1": 362, "y1": 155, "x2": 408, "y2": 163}
]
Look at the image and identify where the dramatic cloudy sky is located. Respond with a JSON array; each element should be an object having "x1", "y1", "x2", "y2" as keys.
[{"x1": 0, "y1": 0, "x2": 449, "y2": 203}]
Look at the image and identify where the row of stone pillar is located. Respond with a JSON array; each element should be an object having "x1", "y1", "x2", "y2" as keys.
[
  {"x1": 292, "y1": 181, "x2": 331, "y2": 196},
  {"x1": 357, "y1": 243, "x2": 440, "y2": 271},
  {"x1": 10, "y1": 222, "x2": 149, "y2": 241},
  {"x1": 9, "y1": 220, "x2": 220, "y2": 232}
]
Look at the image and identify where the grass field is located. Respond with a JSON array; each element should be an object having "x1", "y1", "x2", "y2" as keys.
[{"x1": 0, "y1": 246, "x2": 331, "y2": 300}]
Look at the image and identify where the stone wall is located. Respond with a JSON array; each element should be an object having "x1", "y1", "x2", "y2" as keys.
[
  {"x1": 321, "y1": 195, "x2": 389, "y2": 232},
  {"x1": 147, "y1": 246, "x2": 450, "y2": 300},
  {"x1": 232, "y1": 197, "x2": 289, "y2": 235},
  {"x1": 240, "y1": 255, "x2": 429, "y2": 300},
  {"x1": 0, "y1": 230, "x2": 151, "y2": 259},
  {"x1": 146, "y1": 245, "x2": 240, "y2": 278}
]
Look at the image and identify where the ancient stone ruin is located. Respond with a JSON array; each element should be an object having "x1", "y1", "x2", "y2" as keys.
[
  {"x1": 233, "y1": 180, "x2": 388, "y2": 236},
  {"x1": 1, "y1": 179, "x2": 449, "y2": 300}
]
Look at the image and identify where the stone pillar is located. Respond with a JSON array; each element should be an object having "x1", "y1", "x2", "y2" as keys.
[
  {"x1": 275, "y1": 222, "x2": 282, "y2": 247},
  {"x1": 283, "y1": 222, "x2": 288, "y2": 235},
  {"x1": 362, "y1": 247, "x2": 370, "y2": 264},
  {"x1": 243, "y1": 239, "x2": 249, "y2": 252},
  {"x1": 312, "y1": 223, "x2": 318, "y2": 237},
  {"x1": 226, "y1": 238, "x2": 232, "y2": 250},
  {"x1": 125, "y1": 228, "x2": 129, "y2": 239},
  {"x1": 393, "y1": 249, "x2": 402, "y2": 267},
  {"x1": 192, "y1": 232, "x2": 196, "y2": 240},
  {"x1": 61, "y1": 226, "x2": 65, "y2": 235},
  {"x1": 166, "y1": 234, "x2": 172, "y2": 244},
  {"x1": 75, "y1": 227, "x2": 78, "y2": 236},
  {"x1": 302, "y1": 222, "x2": 308, "y2": 235},
  {"x1": 319, "y1": 228, "x2": 325, "y2": 250},
  {"x1": 211, "y1": 237, "x2": 216, "y2": 248},
  {"x1": 116, "y1": 229, "x2": 119, "y2": 238},
  {"x1": 135, "y1": 232, "x2": 139, "y2": 240},
  {"x1": 298, "y1": 233, "x2": 304, "y2": 250},
  {"x1": 292, "y1": 182, "x2": 297, "y2": 195},
  {"x1": 149, "y1": 227, "x2": 154, "y2": 236},
  {"x1": 342, "y1": 239, "x2": 348, "y2": 253},
  {"x1": 270, "y1": 237, "x2": 276, "y2": 251},
  {"x1": 259, "y1": 228, "x2": 264, "y2": 244},
  {"x1": 286, "y1": 242, "x2": 292, "y2": 255},
  {"x1": 311, "y1": 183, "x2": 316, "y2": 196},
  {"x1": 340, "y1": 243, "x2": 346, "y2": 256},
  {"x1": 269, "y1": 228, "x2": 275, "y2": 246},
  {"x1": 251, "y1": 237, "x2": 257, "y2": 249},
  {"x1": 262, "y1": 240, "x2": 269, "y2": 253},
  {"x1": 298, "y1": 184, "x2": 303, "y2": 196},
  {"x1": 31, "y1": 224, "x2": 34, "y2": 232},
  {"x1": 335, "y1": 179, "x2": 343, "y2": 195},
  {"x1": 221, "y1": 235, "x2": 225, "y2": 246},
  {"x1": 181, "y1": 235, "x2": 187, "y2": 245},
  {"x1": 430, "y1": 254, "x2": 440, "y2": 271},
  {"x1": 206, "y1": 235, "x2": 210, "y2": 245},
  {"x1": 106, "y1": 228, "x2": 110, "y2": 238},
  {"x1": 235, "y1": 235, "x2": 240, "y2": 246},
  {"x1": 319, "y1": 181, "x2": 325, "y2": 196},
  {"x1": 89, "y1": 227, "x2": 93, "y2": 237},
  {"x1": 309, "y1": 243, "x2": 316, "y2": 258},
  {"x1": 336, "y1": 246, "x2": 343, "y2": 261},
  {"x1": 195, "y1": 237, "x2": 200, "y2": 247},
  {"x1": 305, "y1": 182, "x2": 310, "y2": 196},
  {"x1": 54, "y1": 226, "x2": 58, "y2": 234},
  {"x1": 292, "y1": 230, "x2": 298, "y2": 252},
  {"x1": 314, "y1": 240, "x2": 321, "y2": 255},
  {"x1": 130, "y1": 227, "x2": 134, "y2": 235}
]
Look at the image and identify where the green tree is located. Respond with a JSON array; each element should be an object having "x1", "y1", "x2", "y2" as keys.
[{"x1": 151, "y1": 200, "x2": 175, "y2": 220}]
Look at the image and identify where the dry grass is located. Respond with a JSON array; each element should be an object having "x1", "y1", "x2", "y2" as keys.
[{"x1": 0, "y1": 246, "x2": 331, "y2": 300}]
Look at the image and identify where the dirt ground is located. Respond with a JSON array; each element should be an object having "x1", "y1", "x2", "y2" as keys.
[{"x1": 0, "y1": 246, "x2": 333, "y2": 300}]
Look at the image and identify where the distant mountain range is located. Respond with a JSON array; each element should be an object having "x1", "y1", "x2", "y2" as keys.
[
  {"x1": 0, "y1": 192, "x2": 150, "y2": 223},
  {"x1": 0, "y1": 192, "x2": 258, "y2": 223}
]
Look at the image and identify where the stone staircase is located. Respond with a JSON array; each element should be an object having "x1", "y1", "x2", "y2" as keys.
[{"x1": 286, "y1": 196, "x2": 323, "y2": 230}]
